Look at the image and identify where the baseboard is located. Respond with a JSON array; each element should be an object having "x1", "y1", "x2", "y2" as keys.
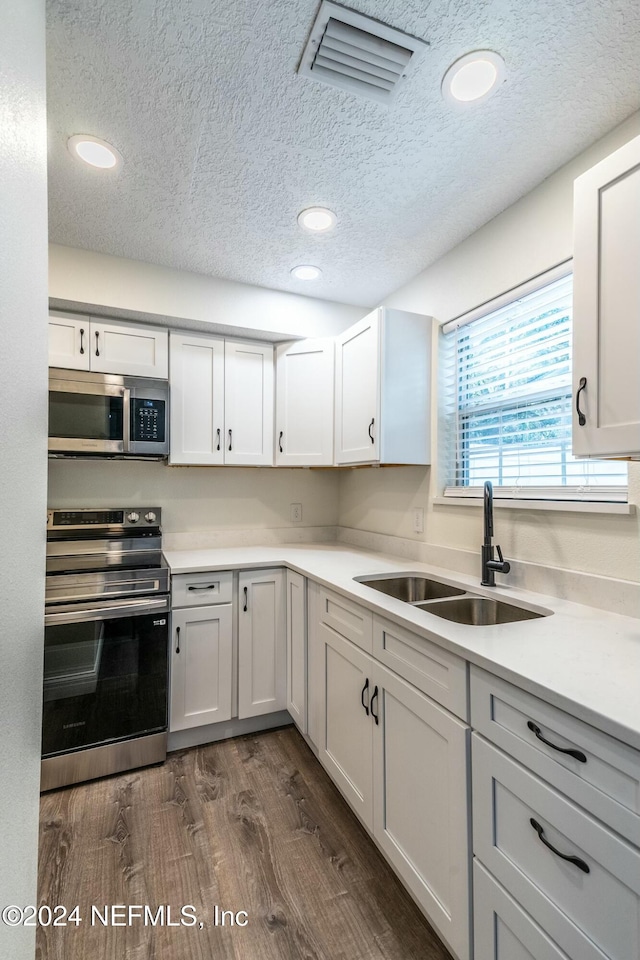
[{"x1": 167, "y1": 711, "x2": 293, "y2": 752}]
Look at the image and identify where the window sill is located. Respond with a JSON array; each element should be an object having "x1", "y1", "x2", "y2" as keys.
[{"x1": 432, "y1": 496, "x2": 635, "y2": 515}]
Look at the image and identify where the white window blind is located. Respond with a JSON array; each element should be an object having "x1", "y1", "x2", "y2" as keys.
[{"x1": 440, "y1": 270, "x2": 627, "y2": 501}]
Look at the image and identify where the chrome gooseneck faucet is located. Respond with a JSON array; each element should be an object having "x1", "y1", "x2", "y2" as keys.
[{"x1": 481, "y1": 480, "x2": 511, "y2": 586}]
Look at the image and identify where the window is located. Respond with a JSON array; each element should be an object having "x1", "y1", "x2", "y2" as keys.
[{"x1": 440, "y1": 267, "x2": 627, "y2": 501}]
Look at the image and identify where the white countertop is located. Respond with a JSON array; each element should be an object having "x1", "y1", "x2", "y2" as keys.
[{"x1": 164, "y1": 542, "x2": 640, "y2": 750}]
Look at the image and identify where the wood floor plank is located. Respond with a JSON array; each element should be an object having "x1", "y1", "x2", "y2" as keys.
[{"x1": 37, "y1": 727, "x2": 454, "y2": 960}]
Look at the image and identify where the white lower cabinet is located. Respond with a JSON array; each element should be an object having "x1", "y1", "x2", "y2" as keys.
[
  {"x1": 473, "y1": 734, "x2": 640, "y2": 960},
  {"x1": 471, "y1": 666, "x2": 640, "y2": 960},
  {"x1": 286, "y1": 570, "x2": 307, "y2": 734},
  {"x1": 305, "y1": 580, "x2": 322, "y2": 749},
  {"x1": 170, "y1": 604, "x2": 233, "y2": 731},
  {"x1": 318, "y1": 622, "x2": 374, "y2": 824},
  {"x1": 373, "y1": 663, "x2": 470, "y2": 960},
  {"x1": 474, "y1": 861, "x2": 575, "y2": 960},
  {"x1": 317, "y1": 613, "x2": 471, "y2": 960},
  {"x1": 238, "y1": 568, "x2": 286, "y2": 719}
]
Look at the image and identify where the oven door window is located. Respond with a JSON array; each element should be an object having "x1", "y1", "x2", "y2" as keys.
[
  {"x1": 48, "y1": 391, "x2": 124, "y2": 440},
  {"x1": 42, "y1": 611, "x2": 168, "y2": 757}
]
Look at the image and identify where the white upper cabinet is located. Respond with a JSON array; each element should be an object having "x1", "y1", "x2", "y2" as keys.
[
  {"x1": 224, "y1": 340, "x2": 274, "y2": 466},
  {"x1": 275, "y1": 338, "x2": 334, "y2": 466},
  {"x1": 48, "y1": 314, "x2": 90, "y2": 371},
  {"x1": 49, "y1": 314, "x2": 168, "y2": 379},
  {"x1": 573, "y1": 134, "x2": 640, "y2": 458},
  {"x1": 91, "y1": 319, "x2": 169, "y2": 378},
  {"x1": 334, "y1": 308, "x2": 432, "y2": 465},
  {"x1": 170, "y1": 333, "x2": 225, "y2": 465},
  {"x1": 335, "y1": 311, "x2": 380, "y2": 463},
  {"x1": 169, "y1": 334, "x2": 274, "y2": 466}
]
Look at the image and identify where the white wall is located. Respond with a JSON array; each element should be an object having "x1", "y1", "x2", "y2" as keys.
[
  {"x1": 49, "y1": 245, "x2": 365, "y2": 340},
  {"x1": 48, "y1": 461, "x2": 340, "y2": 547},
  {"x1": 339, "y1": 112, "x2": 640, "y2": 585},
  {"x1": 0, "y1": 3, "x2": 48, "y2": 958},
  {"x1": 46, "y1": 250, "x2": 360, "y2": 546}
]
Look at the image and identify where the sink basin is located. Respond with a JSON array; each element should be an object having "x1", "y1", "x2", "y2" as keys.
[
  {"x1": 416, "y1": 596, "x2": 544, "y2": 625},
  {"x1": 358, "y1": 575, "x2": 465, "y2": 602}
]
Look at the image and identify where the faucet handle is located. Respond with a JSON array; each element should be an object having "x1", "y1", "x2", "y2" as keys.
[{"x1": 495, "y1": 544, "x2": 511, "y2": 574}]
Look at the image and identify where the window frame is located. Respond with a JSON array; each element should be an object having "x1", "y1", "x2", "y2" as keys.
[{"x1": 439, "y1": 262, "x2": 628, "y2": 504}]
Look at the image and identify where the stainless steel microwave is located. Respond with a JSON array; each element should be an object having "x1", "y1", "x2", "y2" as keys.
[{"x1": 48, "y1": 368, "x2": 169, "y2": 458}]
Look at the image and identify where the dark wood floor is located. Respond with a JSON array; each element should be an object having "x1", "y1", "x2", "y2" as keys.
[{"x1": 38, "y1": 726, "x2": 454, "y2": 960}]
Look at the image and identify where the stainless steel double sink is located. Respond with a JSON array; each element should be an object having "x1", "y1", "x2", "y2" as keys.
[{"x1": 355, "y1": 574, "x2": 547, "y2": 625}]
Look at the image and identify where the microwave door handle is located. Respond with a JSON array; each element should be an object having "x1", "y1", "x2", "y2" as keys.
[{"x1": 122, "y1": 387, "x2": 131, "y2": 452}]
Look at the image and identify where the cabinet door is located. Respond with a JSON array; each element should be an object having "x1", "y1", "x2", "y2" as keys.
[
  {"x1": 335, "y1": 310, "x2": 380, "y2": 464},
  {"x1": 286, "y1": 570, "x2": 307, "y2": 733},
  {"x1": 573, "y1": 134, "x2": 640, "y2": 457},
  {"x1": 91, "y1": 320, "x2": 169, "y2": 379},
  {"x1": 170, "y1": 605, "x2": 233, "y2": 732},
  {"x1": 372, "y1": 662, "x2": 471, "y2": 960},
  {"x1": 49, "y1": 314, "x2": 90, "y2": 370},
  {"x1": 275, "y1": 339, "x2": 334, "y2": 465},
  {"x1": 169, "y1": 333, "x2": 224, "y2": 464},
  {"x1": 224, "y1": 340, "x2": 274, "y2": 465},
  {"x1": 305, "y1": 580, "x2": 322, "y2": 749},
  {"x1": 238, "y1": 569, "x2": 286, "y2": 718},
  {"x1": 317, "y1": 623, "x2": 374, "y2": 827}
]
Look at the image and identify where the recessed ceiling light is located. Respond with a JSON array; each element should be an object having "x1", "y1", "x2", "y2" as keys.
[
  {"x1": 442, "y1": 51, "x2": 506, "y2": 105},
  {"x1": 291, "y1": 265, "x2": 322, "y2": 281},
  {"x1": 68, "y1": 134, "x2": 121, "y2": 169},
  {"x1": 297, "y1": 207, "x2": 337, "y2": 233}
]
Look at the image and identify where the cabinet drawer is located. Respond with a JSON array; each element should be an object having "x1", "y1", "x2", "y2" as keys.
[
  {"x1": 473, "y1": 861, "x2": 606, "y2": 960},
  {"x1": 470, "y1": 666, "x2": 640, "y2": 845},
  {"x1": 318, "y1": 587, "x2": 372, "y2": 653},
  {"x1": 373, "y1": 616, "x2": 467, "y2": 719},
  {"x1": 473, "y1": 735, "x2": 640, "y2": 960},
  {"x1": 172, "y1": 571, "x2": 233, "y2": 607}
]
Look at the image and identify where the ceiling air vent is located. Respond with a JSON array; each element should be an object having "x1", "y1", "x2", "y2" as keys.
[{"x1": 298, "y1": 1, "x2": 429, "y2": 106}]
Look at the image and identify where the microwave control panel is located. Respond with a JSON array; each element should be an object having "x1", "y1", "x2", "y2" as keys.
[{"x1": 132, "y1": 398, "x2": 166, "y2": 443}]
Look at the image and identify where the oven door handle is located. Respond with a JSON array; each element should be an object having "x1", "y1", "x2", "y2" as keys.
[{"x1": 45, "y1": 595, "x2": 170, "y2": 625}]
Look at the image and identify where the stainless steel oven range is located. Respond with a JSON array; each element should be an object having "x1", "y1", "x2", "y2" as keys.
[{"x1": 42, "y1": 507, "x2": 169, "y2": 791}]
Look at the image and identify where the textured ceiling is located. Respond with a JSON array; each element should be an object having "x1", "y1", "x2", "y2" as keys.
[{"x1": 46, "y1": 0, "x2": 640, "y2": 307}]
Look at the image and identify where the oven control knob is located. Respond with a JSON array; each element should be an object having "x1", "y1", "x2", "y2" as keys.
[
  {"x1": 127, "y1": 511, "x2": 140, "y2": 523},
  {"x1": 144, "y1": 512, "x2": 157, "y2": 524}
]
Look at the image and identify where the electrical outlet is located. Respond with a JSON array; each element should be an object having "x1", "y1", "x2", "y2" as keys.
[
  {"x1": 290, "y1": 502, "x2": 302, "y2": 522},
  {"x1": 412, "y1": 507, "x2": 424, "y2": 534}
]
